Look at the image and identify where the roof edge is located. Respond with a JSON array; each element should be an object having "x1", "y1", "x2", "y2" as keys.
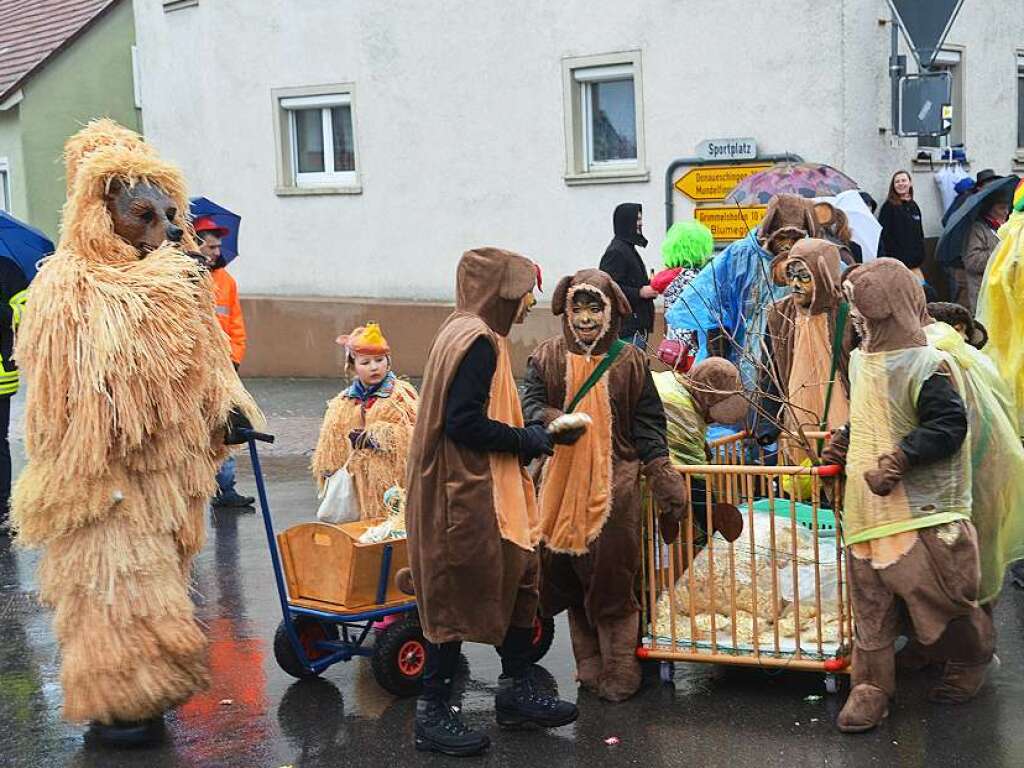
[{"x1": 0, "y1": 0, "x2": 126, "y2": 102}]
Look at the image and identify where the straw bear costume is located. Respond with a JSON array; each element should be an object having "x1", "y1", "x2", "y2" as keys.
[{"x1": 11, "y1": 120, "x2": 262, "y2": 725}]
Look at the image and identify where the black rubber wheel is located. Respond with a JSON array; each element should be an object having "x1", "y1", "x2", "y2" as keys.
[
  {"x1": 273, "y1": 617, "x2": 340, "y2": 679},
  {"x1": 372, "y1": 616, "x2": 426, "y2": 697}
]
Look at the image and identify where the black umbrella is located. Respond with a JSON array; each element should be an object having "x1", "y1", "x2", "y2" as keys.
[{"x1": 936, "y1": 175, "x2": 1019, "y2": 267}]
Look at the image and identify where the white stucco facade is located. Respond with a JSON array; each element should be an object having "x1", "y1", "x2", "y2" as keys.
[{"x1": 134, "y1": 0, "x2": 1024, "y2": 301}]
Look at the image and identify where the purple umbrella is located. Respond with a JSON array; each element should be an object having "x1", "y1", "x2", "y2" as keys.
[{"x1": 726, "y1": 163, "x2": 859, "y2": 205}]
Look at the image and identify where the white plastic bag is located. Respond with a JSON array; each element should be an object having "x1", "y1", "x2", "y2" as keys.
[{"x1": 316, "y1": 462, "x2": 361, "y2": 524}]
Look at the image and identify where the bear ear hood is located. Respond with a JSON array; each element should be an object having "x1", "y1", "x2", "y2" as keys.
[
  {"x1": 455, "y1": 247, "x2": 538, "y2": 337},
  {"x1": 59, "y1": 119, "x2": 197, "y2": 264},
  {"x1": 552, "y1": 268, "x2": 631, "y2": 355},
  {"x1": 758, "y1": 193, "x2": 818, "y2": 247},
  {"x1": 772, "y1": 238, "x2": 843, "y2": 315},
  {"x1": 843, "y1": 258, "x2": 928, "y2": 352}
]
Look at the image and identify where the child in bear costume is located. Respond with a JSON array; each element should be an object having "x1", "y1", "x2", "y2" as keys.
[
  {"x1": 11, "y1": 120, "x2": 262, "y2": 742},
  {"x1": 524, "y1": 269, "x2": 742, "y2": 702},
  {"x1": 825, "y1": 258, "x2": 994, "y2": 733}
]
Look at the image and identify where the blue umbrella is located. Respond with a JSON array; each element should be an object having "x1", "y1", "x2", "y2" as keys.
[
  {"x1": 0, "y1": 210, "x2": 53, "y2": 281},
  {"x1": 189, "y1": 196, "x2": 241, "y2": 265}
]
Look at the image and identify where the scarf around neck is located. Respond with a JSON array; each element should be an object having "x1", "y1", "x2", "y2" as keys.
[{"x1": 343, "y1": 370, "x2": 396, "y2": 403}]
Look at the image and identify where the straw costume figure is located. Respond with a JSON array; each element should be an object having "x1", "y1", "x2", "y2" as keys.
[
  {"x1": 11, "y1": 120, "x2": 262, "y2": 743},
  {"x1": 405, "y1": 248, "x2": 578, "y2": 757},
  {"x1": 758, "y1": 238, "x2": 852, "y2": 457},
  {"x1": 312, "y1": 323, "x2": 418, "y2": 519},
  {"x1": 523, "y1": 269, "x2": 743, "y2": 702},
  {"x1": 826, "y1": 259, "x2": 995, "y2": 734}
]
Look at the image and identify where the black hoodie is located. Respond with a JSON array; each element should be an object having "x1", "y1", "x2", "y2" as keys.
[{"x1": 599, "y1": 202, "x2": 653, "y2": 338}]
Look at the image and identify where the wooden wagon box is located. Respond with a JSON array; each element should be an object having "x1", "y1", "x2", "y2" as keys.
[{"x1": 277, "y1": 520, "x2": 409, "y2": 610}]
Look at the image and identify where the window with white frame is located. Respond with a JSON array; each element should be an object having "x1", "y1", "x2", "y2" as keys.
[
  {"x1": 0, "y1": 158, "x2": 10, "y2": 213},
  {"x1": 919, "y1": 49, "x2": 964, "y2": 149},
  {"x1": 273, "y1": 85, "x2": 360, "y2": 194},
  {"x1": 562, "y1": 52, "x2": 647, "y2": 184}
]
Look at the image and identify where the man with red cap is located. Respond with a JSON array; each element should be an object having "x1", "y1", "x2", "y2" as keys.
[{"x1": 195, "y1": 215, "x2": 254, "y2": 508}]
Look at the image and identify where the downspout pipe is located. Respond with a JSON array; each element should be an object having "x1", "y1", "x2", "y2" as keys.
[{"x1": 664, "y1": 153, "x2": 804, "y2": 230}]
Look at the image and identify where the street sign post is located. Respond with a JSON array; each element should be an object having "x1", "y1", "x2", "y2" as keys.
[
  {"x1": 695, "y1": 138, "x2": 758, "y2": 162},
  {"x1": 898, "y1": 71, "x2": 952, "y2": 136},
  {"x1": 674, "y1": 164, "x2": 772, "y2": 202},
  {"x1": 887, "y1": 0, "x2": 965, "y2": 70},
  {"x1": 694, "y1": 205, "x2": 767, "y2": 242}
]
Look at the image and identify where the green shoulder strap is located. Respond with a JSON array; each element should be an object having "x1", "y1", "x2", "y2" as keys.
[
  {"x1": 565, "y1": 338, "x2": 626, "y2": 414},
  {"x1": 817, "y1": 301, "x2": 850, "y2": 455}
]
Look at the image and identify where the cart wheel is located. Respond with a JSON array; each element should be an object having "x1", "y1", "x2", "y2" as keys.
[
  {"x1": 824, "y1": 674, "x2": 840, "y2": 695},
  {"x1": 659, "y1": 661, "x2": 675, "y2": 684},
  {"x1": 274, "y1": 617, "x2": 340, "y2": 679},
  {"x1": 372, "y1": 616, "x2": 426, "y2": 697}
]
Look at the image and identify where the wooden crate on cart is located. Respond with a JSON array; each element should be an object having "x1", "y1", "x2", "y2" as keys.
[
  {"x1": 640, "y1": 431, "x2": 852, "y2": 689},
  {"x1": 277, "y1": 520, "x2": 408, "y2": 611}
]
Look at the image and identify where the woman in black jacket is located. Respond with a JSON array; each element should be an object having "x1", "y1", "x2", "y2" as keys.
[
  {"x1": 878, "y1": 170, "x2": 926, "y2": 270},
  {"x1": 599, "y1": 203, "x2": 656, "y2": 347}
]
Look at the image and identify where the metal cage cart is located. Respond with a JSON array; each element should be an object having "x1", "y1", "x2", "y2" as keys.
[{"x1": 638, "y1": 431, "x2": 853, "y2": 694}]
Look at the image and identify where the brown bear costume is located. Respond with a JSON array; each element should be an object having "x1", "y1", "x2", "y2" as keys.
[{"x1": 522, "y1": 268, "x2": 688, "y2": 702}]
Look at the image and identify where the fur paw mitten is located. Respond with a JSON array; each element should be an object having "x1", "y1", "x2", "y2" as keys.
[
  {"x1": 863, "y1": 448, "x2": 909, "y2": 496},
  {"x1": 821, "y1": 425, "x2": 850, "y2": 467},
  {"x1": 644, "y1": 456, "x2": 688, "y2": 544}
]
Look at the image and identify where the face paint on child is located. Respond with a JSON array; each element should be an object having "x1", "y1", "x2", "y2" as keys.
[
  {"x1": 786, "y1": 260, "x2": 815, "y2": 308},
  {"x1": 569, "y1": 291, "x2": 608, "y2": 346},
  {"x1": 353, "y1": 354, "x2": 390, "y2": 387}
]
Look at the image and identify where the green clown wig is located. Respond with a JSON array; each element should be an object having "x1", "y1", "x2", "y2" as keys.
[{"x1": 661, "y1": 219, "x2": 714, "y2": 269}]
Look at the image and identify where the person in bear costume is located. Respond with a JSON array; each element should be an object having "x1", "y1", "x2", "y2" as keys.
[
  {"x1": 523, "y1": 268, "x2": 743, "y2": 702},
  {"x1": 405, "y1": 248, "x2": 578, "y2": 757},
  {"x1": 11, "y1": 120, "x2": 262, "y2": 744},
  {"x1": 825, "y1": 258, "x2": 995, "y2": 733}
]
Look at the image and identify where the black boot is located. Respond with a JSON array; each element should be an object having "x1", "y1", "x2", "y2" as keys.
[
  {"x1": 415, "y1": 699, "x2": 490, "y2": 756},
  {"x1": 495, "y1": 673, "x2": 578, "y2": 729},
  {"x1": 85, "y1": 715, "x2": 166, "y2": 747}
]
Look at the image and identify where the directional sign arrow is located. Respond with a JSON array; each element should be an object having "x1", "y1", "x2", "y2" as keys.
[{"x1": 888, "y1": 0, "x2": 965, "y2": 70}]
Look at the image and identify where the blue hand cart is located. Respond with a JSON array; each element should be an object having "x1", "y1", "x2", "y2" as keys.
[{"x1": 246, "y1": 431, "x2": 427, "y2": 696}]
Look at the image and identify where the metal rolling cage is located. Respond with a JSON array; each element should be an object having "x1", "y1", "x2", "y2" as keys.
[{"x1": 639, "y1": 431, "x2": 852, "y2": 692}]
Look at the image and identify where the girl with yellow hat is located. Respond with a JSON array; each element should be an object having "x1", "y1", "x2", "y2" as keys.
[{"x1": 312, "y1": 323, "x2": 418, "y2": 519}]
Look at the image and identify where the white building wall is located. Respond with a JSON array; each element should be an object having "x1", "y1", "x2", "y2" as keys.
[{"x1": 134, "y1": 0, "x2": 1024, "y2": 301}]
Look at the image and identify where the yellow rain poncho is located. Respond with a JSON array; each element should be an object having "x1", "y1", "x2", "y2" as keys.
[
  {"x1": 844, "y1": 345, "x2": 972, "y2": 545},
  {"x1": 926, "y1": 321, "x2": 1024, "y2": 603},
  {"x1": 652, "y1": 370, "x2": 707, "y2": 467},
  {"x1": 977, "y1": 193, "x2": 1024, "y2": 434}
]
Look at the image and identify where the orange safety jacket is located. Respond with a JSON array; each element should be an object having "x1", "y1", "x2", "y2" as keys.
[{"x1": 211, "y1": 267, "x2": 246, "y2": 365}]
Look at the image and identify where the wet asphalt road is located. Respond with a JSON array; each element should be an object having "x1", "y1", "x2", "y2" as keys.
[{"x1": 4, "y1": 378, "x2": 1024, "y2": 767}]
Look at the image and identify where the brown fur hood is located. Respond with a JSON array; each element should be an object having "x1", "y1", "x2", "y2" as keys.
[
  {"x1": 456, "y1": 247, "x2": 537, "y2": 337},
  {"x1": 758, "y1": 193, "x2": 818, "y2": 250},
  {"x1": 772, "y1": 238, "x2": 842, "y2": 315},
  {"x1": 843, "y1": 258, "x2": 929, "y2": 352},
  {"x1": 551, "y1": 269, "x2": 631, "y2": 355}
]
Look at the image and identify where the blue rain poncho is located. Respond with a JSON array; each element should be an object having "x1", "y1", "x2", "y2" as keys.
[{"x1": 665, "y1": 232, "x2": 789, "y2": 391}]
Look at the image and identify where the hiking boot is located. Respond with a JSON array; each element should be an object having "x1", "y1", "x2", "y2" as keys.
[
  {"x1": 414, "y1": 699, "x2": 490, "y2": 757},
  {"x1": 495, "y1": 673, "x2": 578, "y2": 729},
  {"x1": 836, "y1": 684, "x2": 889, "y2": 733},
  {"x1": 212, "y1": 490, "x2": 255, "y2": 508}
]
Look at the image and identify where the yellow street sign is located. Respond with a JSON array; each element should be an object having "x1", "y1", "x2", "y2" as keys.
[
  {"x1": 694, "y1": 205, "x2": 767, "y2": 241},
  {"x1": 674, "y1": 164, "x2": 773, "y2": 201}
]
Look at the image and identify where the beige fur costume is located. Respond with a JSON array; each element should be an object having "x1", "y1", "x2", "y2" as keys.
[{"x1": 11, "y1": 120, "x2": 262, "y2": 724}]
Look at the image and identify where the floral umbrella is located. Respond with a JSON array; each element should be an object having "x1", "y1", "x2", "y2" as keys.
[{"x1": 726, "y1": 163, "x2": 859, "y2": 205}]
